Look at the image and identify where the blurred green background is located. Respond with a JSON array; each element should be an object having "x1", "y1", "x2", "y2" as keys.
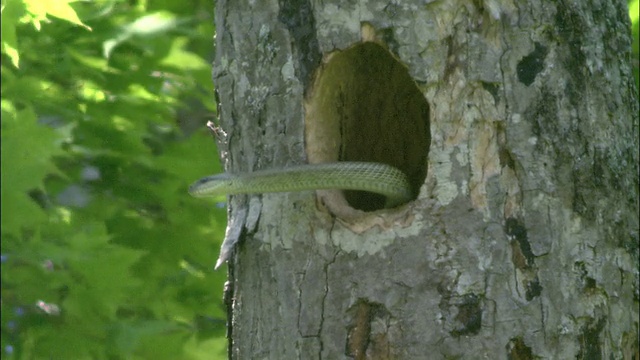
[
  {"x1": 1, "y1": 1, "x2": 638, "y2": 359},
  {"x1": 2, "y1": 0, "x2": 227, "y2": 358}
]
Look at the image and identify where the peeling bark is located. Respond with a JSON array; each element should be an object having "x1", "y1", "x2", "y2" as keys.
[{"x1": 212, "y1": 0, "x2": 638, "y2": 358}]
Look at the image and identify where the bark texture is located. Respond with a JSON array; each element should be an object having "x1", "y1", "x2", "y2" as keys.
[{"x1": 212, "y1": 0, "x2": 638, "y2": 358}]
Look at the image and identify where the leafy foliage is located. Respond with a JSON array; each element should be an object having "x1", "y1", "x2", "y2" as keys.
[
  {"x1": 1, "y1": 1, "x2": 228, "y2": 358},
  {"x1": 630, "y1": 0, "x2": 639, "y2": 90}
]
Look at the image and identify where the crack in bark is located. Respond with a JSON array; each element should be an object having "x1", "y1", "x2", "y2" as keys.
[
  {"x1": 296, "y1": 260, "x2": 309, "y2": 339},
  {"x1": 318, "y1": 251, "x2": 338, "y2": 359}
]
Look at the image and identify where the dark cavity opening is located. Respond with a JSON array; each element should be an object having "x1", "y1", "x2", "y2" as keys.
[{"x1": 305, "y1": 42, "x2": 430, "y2": 211}]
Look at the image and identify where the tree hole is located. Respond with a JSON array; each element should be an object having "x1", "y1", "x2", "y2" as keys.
[{"x1": 305, "y1": 41, "x2": 430, "y2": 211}]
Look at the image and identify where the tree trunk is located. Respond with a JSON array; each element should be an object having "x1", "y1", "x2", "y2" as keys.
[{"x1": 212, "y1": 0, "x2": 638, "y2": 358}]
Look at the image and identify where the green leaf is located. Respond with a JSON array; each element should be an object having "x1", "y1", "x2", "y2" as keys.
[
  {"x1": 630, "y1": 0, "x2": 639, "y2": 24},
  {"x1": 103, "y1": 11, "x2": 179, "y2": 58},
  {"x1": 160, "y1": 37, "x2": 210, "y2": 70},
  {"x1": 1, "y1": 104, "x2": 63, "y2": 234},
  {"x1": 1, "y1": 0, "x2": 25, "y2": 67},
  {"x1": 23, "y1": 0, "x2": 91, "y2": 30},
  {"x1": 0, "y1": 105, "x2": 63, "y2": 189}
]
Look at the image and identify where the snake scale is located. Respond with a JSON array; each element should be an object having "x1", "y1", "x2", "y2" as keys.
[{"x1": 189, "y1": 162, "x2": 412, "y2": 208}]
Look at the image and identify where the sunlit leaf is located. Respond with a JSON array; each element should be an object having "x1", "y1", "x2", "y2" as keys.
[
  {"x1": 629, "y1": 0, "x2": 639, "y2": 24},
  {"x1": 103, "y1": 11, "x2": 179, "y2": 58},
  {"x1": 1, "y1": 0, "x2": 23, "y2": 67},
  {"x1": 23, "y1": 0, "x2": 91, "y2": 30},
  {"x1": 160, "y1": 37, "x2": 210, "y2": 70}
]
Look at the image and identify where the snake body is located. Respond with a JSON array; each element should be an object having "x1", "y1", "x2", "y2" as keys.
[{"x1": 189, "y1": 162, "x2": 413, "y2": 208}]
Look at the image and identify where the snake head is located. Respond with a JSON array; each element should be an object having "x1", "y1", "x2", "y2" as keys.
[{"x1": 188, "y1": 174, "x2": 234, "y2": 198}]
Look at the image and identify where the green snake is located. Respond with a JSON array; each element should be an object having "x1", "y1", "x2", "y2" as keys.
[{"x1": 189, "y1": 162, "x2": 413, "y2": 208}]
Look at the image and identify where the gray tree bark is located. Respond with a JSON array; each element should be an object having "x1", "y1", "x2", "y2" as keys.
[{"x1": 212, "y1": 0, "x2": 638, "y2": 358}]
